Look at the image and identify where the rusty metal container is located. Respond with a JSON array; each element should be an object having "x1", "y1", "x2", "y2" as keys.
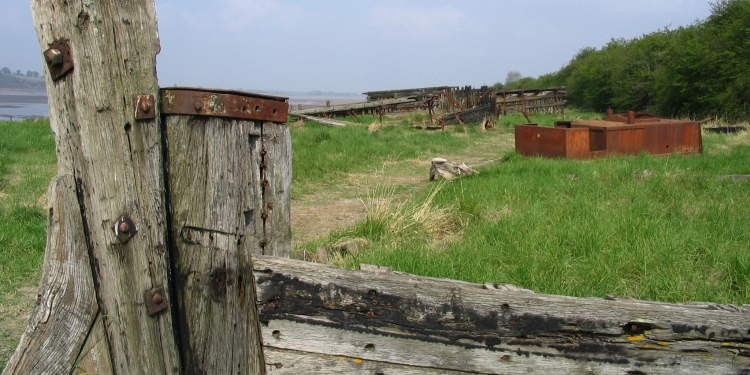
[{"x1": 514, "y1": 111, "x2": 702, "y2": 159}]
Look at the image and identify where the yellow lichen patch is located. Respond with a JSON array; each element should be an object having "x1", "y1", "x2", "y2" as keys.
[
  {"x1": 657, "y1": 341, "x2": 668, "y2": 347},
  {"x1": 628, "y1": 335, "x2": 644, "y2": 342},
  {"x1": 354, "y1": 359, "x2": 363, "y2": 364}
]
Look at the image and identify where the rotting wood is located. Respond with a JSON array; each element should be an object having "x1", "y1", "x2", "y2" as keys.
[
  {"x1": 3, "y1": 175, "x2": 97, "y2": 375},
  {"x1": 24, "y1": 1, "x2": 181, "y2": 373},
  {"x1": 253, "y1": 256, "x2": 750, "y2": 375}
]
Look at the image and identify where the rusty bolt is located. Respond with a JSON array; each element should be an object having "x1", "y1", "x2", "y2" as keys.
[
  {"x1": 631, "y1": 324, "x2": 638, "y2": 332},
  {"x1": 139, "y1": 98, "x2": 151, "y2": 113},
  {"x1": 152, "y1": 293, "x2": 163, "y2": 305},
  {"x1": 118, "y1": 221, "x2": 130, "y2": 234},
  {"x1": 44, "y1": 49, "x2": 63, "y2": 67},
  {"x1": 194, "y1": 101, "x2": 204, "y2": 111}
]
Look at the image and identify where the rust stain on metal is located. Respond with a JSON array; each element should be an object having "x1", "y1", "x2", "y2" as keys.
[
  {"x1": 515, "y1": 113, "x2": 702, "y2": 159},
  {"x1": 112, "y1": 214, "x2": 137, "y2": 244},
  {"x1": 144, "y1": 285, "x2": 168, "y2": 316},
  {"x1": 133, "y1": 94, "x2": 155, "y2": 120},
  {"x1": 43, "y1": 39, "x2": 74, "y2": 81},
  {"x1": 160, "y1": 87, "x2": 288, "y2": 123}
]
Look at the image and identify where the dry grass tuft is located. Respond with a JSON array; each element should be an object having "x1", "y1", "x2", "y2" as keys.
[{"x1": 363, "y1": 180, "x2": 462, "y2": 246}]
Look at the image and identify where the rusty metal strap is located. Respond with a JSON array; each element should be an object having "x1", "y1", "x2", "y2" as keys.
[{"x1": 161, "y1": 87, "x2": 288, "y2": 123}]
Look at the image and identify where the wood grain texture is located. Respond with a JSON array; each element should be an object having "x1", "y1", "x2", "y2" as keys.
[
  {"x1": 165, "y1": 116, "x2": 267, "y2": 374},
  {"x1": 30, "y1": 1, "x2": 180, "y2": 373},
  {"x1": 253, "y1": 256, "x2": 750, "y2": 375},
  {"x1": 2, "y1": 175, "x2": 97, "y2": 375},
  {"x1": 72, "y1": 314, "x2": 113, "y2": 375},
  {"x1": 261, "y1": 122, "x2": 292, "y2": 257},
  {"x1": 264, "y1": 348, "x2": 480, "y2": 374}
]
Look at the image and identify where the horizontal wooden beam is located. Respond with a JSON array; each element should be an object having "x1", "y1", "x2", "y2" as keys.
[
  {"x1": 253, "y1": 256, "x2": 750, "y2": 375},
  {"x1": 290, "y1": 97, "x2": 417, "y2": 116}
]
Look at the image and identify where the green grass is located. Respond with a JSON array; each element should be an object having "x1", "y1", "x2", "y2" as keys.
[
  {"x1": 0, "y1": 119, "x2": 56, "y2": 372},
  {"x1": 313, "y1": 126, "x2": 750, "y2": 305},
  {"x1": 0, "y1": 120, "x2": 56, "y2": 295}
]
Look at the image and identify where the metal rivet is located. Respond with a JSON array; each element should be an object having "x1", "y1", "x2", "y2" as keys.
[
  {"x1": 44, "y1": 49, "x2": 63, "y2": 67},
  {"x1": 152, "y1": 294, "x2": 163, "y2": 304},
  {"x1": 194, "y1": 101, "x2": 204, "y2": 111}
]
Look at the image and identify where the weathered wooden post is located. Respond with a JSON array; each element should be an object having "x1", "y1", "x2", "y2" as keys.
[
  {"x1": 161, "y1": 87, "x2": 290, "y2": 373},
  {"x1": 5, "y1": 1, "x2": 288, "y2": 374}
]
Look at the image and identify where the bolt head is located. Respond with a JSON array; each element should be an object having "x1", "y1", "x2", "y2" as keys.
[
  {"x1": 118, "y1": 221, "x2": 130, "y2": 234},
  {"x1": 152, "y1": 293, "x2": 163, "y2": 304},
  {"x1": 44, "y1": 49, "x2": 63, "y2": 67},
  {"x1": 139, "y1": 98, "x2": 151, "y2": 113},
  {"x1": 194, "y1": 101, "x2": 204, "y2": 111}
]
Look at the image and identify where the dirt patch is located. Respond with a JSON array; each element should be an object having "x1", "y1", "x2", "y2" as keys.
[{"x1": 290, "y1": 131, "x2": 515, "y2": 247}]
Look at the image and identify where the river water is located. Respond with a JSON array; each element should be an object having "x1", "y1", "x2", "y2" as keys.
[{"x1": 0, "y1": 95, "x2": 49, "y2": 121}]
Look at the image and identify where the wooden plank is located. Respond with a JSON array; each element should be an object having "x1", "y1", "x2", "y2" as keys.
[
  {"x1": 2, "y1": 175, "x2": 98, "y2": 375},
  {"x1": 264, "y1": 348, "x2": 480, "y2": 374},
  {"x1": 29, "y1": 1, "x2": 181, "y2": 373},
  {"x1": 290, "y1": 97, "x2": 416, "y2": 116},
  {"x1": 165, "y1": 116, "x2": 266, "y2": 374},
  {"x1": 253, "y1": 256, "x2": 750, "y2": 375}
]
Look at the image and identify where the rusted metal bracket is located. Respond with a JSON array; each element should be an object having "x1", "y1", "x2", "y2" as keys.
[
  {"x1": 133, "y1": 94, "x2": 155, "y2": 120},
  {"x1": 43, "y1": 39, "x2": 74, "y2": 81},
  {"x1": 144, "y1": 285, "x2": 168, "y2": 316},
  {"x1": 112, "y1": 214, "x2": 137, "y2": 244},
  {"x1": 161, "y1": 87, "x2": 288, "y2": 123}
]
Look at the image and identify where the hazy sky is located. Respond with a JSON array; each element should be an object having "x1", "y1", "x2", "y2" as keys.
[{"x1": 2, "y1": 0, "x2": 712, "y2": 94}]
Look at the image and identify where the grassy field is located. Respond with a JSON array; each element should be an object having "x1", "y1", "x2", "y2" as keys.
[
  {"x1": 1, "y1": 111, "x2": 749, "y2": 369},
  {"x1": 298, "y1": 113, "x2": 750, "y2": 305}
]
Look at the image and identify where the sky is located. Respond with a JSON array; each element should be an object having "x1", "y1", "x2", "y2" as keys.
[{"x1": 1, "y1": 0, "x2": 713, "y2": 94}]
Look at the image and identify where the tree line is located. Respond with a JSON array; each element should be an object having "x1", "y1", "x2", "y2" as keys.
[
  {"x1": 1, "y1": 67, "x2": 41, "y2": 78},
  {"x1": 497, "y1": 0, "x2": 750, "y2": 120}
]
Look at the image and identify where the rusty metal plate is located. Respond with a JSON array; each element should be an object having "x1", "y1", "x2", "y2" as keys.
[
  {"x1": 144, "y1": 285, "x2": 168, "y2": 316},
  {"x1": 112, "y1": 214, "x2": 137, "y2": 244},
  {"x1": 161, "y1": 87, "x2": 288, "y2": 123},
  {"x1": 44, "y1": 39, "x2": 74, "y2": 81},
  {"x1": 133, "y1": 94, "x2": 155, "y2": 120}
]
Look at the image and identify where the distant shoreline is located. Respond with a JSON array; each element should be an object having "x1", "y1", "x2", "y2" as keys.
[{"x1": 0, "y1": 88, "x2": 47, "y2": 96}]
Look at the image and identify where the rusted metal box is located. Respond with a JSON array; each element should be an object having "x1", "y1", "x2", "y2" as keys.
[
  {"x1": 515, "y1": 123, "x2": 590, "y2": 159},
  {"x1": 515, "y1": 111, "x2": 702, "y2": 159}
]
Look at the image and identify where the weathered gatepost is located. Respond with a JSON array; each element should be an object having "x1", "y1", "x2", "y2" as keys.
[
  {"x1": 160, "y1": 87, "x2": 291, "y2": 373},
  {"x1": 4, "y1": 1, "x2": 287, "y2": 374}
]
